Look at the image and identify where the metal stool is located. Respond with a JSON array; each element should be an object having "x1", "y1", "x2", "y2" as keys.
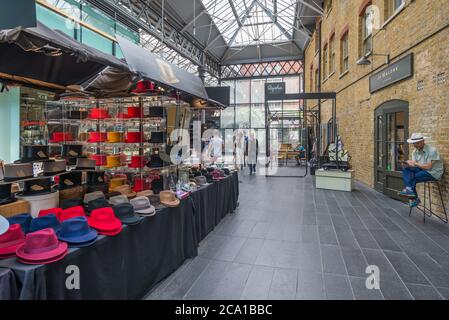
[{"x1": 409, "y1": 181, "x2": 448, "y2": 223}]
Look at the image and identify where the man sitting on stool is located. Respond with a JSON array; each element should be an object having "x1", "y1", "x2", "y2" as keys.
[{"x1": 399, "y1": 133, "x2": 444, "y2": 207}]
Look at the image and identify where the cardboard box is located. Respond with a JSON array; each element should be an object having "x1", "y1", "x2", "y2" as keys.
[
  {"x1": 315, "y1": 169, "x2": 354, "y2": 192},
  {"x1": 0, "y1": 199, "x2": 30, "y2": 218}
]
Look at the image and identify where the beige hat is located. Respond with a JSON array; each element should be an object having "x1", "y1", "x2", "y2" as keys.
[
  {"x1": 136, "y1": 190, "x2": 154, "y2": 197},
  {"x1": 113, "y1": 184, "x2": 137, "y2": 199},
  {"x1": 159, "y1": 190, "x2": 180, "y2": 207},
  {"x1": 407, "y1": 133, "x2": 427, "y2": 144}
]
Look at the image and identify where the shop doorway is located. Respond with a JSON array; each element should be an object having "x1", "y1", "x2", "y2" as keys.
[{"x1": 374, "y1": 100, "x2": 409, "y2": 200}]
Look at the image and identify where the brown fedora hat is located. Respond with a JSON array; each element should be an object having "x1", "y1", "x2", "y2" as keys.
[{"x1": 159, "y1": 190, "x2": 180, "y2": 207}]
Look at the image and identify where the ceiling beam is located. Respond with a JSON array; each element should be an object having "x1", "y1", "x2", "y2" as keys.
[
  {"x1": 255, "y1": 0, "x2": 292, "y2": 40},
  {"x1": 227, "y1": 0, "x2": 243, "y2": 26},
  {"x1": 297, "y1": 0, "x2": 324, "y2": 15},
  {"x1": 227, "y1": 0, "x2": 258, "y2": 46}
]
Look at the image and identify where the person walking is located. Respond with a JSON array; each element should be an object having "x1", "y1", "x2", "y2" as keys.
[{"x1": 246, "y1": 131, "x2": 259, "y2": 175}]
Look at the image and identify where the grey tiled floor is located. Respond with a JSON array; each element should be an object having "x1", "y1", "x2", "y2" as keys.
[{"x1": 146, "y1": 168, "x2": 449, "y2": 300}]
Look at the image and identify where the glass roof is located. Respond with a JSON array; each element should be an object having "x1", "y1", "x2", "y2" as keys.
[{"x1": 201, "y1": 0, "x2": 297, "y2": 46}]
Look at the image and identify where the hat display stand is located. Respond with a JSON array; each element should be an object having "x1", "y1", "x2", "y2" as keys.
[{"x1": 16, "y1": 190, "x2": 60, "y2": 218}]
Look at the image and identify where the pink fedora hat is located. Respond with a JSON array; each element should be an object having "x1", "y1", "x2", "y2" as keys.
[{"x1": 16, "y1": 228, "x2": 68, "y2": 263}]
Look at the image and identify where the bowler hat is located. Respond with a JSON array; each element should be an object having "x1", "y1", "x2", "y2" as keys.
[
  {"x1": 130, "y1": 196, "x2": 155, "y2": 216},
  {"x1": 0, "y1": 224, "x2": 25, "y2": 258},
  {"x1": 29, "y1": 214, "x2": 61, "y2": 233},
  {"x1": 0, "y1": 215, "x2": 9, "y2": 236},
  {"x1": 57, "y1": 217, "x2": 97, "y2": 247},
  {"x1": 60, "y1": 206, "x2": 86, "y2": 221},
  {"x1": 16, "y1": 228, "x2": 68, "y2": 264},
  {"x1": 61, "y1": 198, "x2": 84, "y2": 210},
  {"x1": 113, "y1": 203, "x2": 143, "y2": 225},
  {"x1": 88, "y1": 207, "x2": 122, "y2": 235}
]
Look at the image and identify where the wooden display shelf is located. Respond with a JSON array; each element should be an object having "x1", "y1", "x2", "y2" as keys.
[{"x1": 0, "y1": 200, "x2": 30, "y2": 218}]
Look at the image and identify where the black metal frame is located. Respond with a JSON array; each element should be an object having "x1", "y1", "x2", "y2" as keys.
[
  {"x1": 409, "y1": 181, "x2": 448, "y2": 224},
  {"x1": 264, "y1": 90, "x2": 337, "y2": 178}
]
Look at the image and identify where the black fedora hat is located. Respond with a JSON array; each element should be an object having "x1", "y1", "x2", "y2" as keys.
[
  {"x1": 113, "y1": 203, "x2": 143, "y2": 225},
  {"x1": 86, "y1": 171, "x2": 105, "y2": 186},
  {"x1": 59, "y1": 171, "x2": 82, "y2": 190},
  {"x1": 86, "y1": 184, "x2": 108, "y2": 194},
  {"x1": 149, "y1": 132, "x2": 164, "y2": 144},
  {"x1": 20, "y1": 178, "x2": 54, "y2": 196},
  {"x1": 21, "y1": 145, "x2": 49, "y2": 163},
  {"x1": 87, "y1": 197, "x2": 111, "y2": 213},
  {"x1": 0, "y1": 183, "x2": 17, "y2": 205},
  {"x1": 61, "y1": 197, "x2": 84, "y2": 210},
  {"x1": 62, "y1": 144, "x2": 84, "y2": 158}
]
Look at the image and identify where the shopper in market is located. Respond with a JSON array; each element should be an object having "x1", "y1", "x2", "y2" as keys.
[
  {"x1": 208, "y1": 130, "x2": 223, "y2": 165},
  {"x1": 246, "y1": 131, "x2": 259, "y2": 175},
  {"x1": 399, "y1": 133, "x2": 444, "y2": 207},
  {"x1": 234, "y1": 130, "x2": 245, "y2": 170}
]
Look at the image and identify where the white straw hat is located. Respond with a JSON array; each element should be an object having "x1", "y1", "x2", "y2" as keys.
[{"x1": 407, "y1": 133, "x2": 427, "y2": 144}]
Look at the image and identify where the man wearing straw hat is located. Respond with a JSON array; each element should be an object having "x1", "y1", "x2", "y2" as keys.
[{"x1": 399, "y1": 133, "x2": 444, "y2": 207}]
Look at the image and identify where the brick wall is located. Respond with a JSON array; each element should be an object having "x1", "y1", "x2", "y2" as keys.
[{"x1": 304, "y1": 0, "x2": 449, "y2": 216}]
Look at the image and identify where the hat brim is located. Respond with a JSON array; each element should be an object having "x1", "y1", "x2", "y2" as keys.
[
  {"x1": 98, "y1": 226, "x2": 122, "y2": 236},
  {"x1": 135, "y1": 206, "x2": 155, "y2": 215},
  {"x1": 0, "y1": 220, "x2": 9, "y2": 235},
  {"x1": 88, "y1": 218, "x2": 122, "y2": 232},
  {"x1": 120, "y1": 215, "x2": 144, "y2": 225},
  {"x1": 17, "y1": 248, "x2": 68, "y2": 265},
  {"x1": 16, "y1": 240, "x2": 68, "y2": 262},
  {"x1": 0, "y1": 198, "x2": 17, "y2": 205},
  {"x1": 67, "y1": 238, "x2": 97, "y2": 248},
  {"x1": 160, "y1": 199, "x2": 180, "y2": 207},
  {"x1": 0, "y1": 240, "x2": 25, "y2": 256},
  {"x1": 57, "y1": 228, "x2": 98, "y2": 244},
  {"x1": 16, "y1": 189, "x2": 58, "y2": 197}
]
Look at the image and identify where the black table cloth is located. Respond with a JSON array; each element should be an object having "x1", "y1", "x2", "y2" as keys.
[
  {"x1": 0, "y1": 268, "x2": 19, "y2": 299},
  {"x1": 0, "y1": 172, "x2": 238, "y2": 299}
]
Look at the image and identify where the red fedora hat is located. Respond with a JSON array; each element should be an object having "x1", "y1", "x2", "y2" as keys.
[
  {"x1": 125, "y1": 132, "x2": 145, "y2": 143},
  {"x1": 88, "y1": 108, "x2": 110, "y2": 119},
  {"x1": 38, "y1": 208, "x2": 63, "y2": 221},
  {"x1": 60, "y1": 206, "x2": 86, "y2": 222},
  {"x1": 126, "y1": 106, "x2": 142, "y2": 118},
  {"x1": 90, "y1": 153, "x2": 108, "y2": 166},
  {"x1": 88, "y1": 207, "x2": 122, "y2": 235},
  {"x1": 128, "y1": 155, "x2": 147, "y2": 169},
  {"x1": 15, "y1": 228, "x2": 68, "y2": 264},
  {"x1": 49, "y1": 132, "x2": 73, "y2": 143},
  {"x1": 132, "y1": 80, "x2": 155, "y2": 94},
  {"x1": 132, "y1": 177, "x2": 150, "y2": 192},
  {"x1": 87, "y1": 132, "x2": 107, "y2": 143},
  {"x1": 0, "y1": 224, "x2": 25, "y2": 258}
]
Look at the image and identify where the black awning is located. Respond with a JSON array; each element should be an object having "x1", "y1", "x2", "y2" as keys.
[
  {"x1": 116, "y1": 35, "x2": 208, "y2": 101},
  {"x1": 0, "y1": 22, "x2": 130, "y2": 87}
]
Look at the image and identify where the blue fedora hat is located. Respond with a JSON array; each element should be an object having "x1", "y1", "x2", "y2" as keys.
[
  {"x1": 57, "y1": 217, "x2": 97, "y2": 246},
  {"x1": 29, "y1": 214, "x2": 61, "y2": 233},
  {"x1": 7, "y1": 213, "x2": 32, "y2": 234}
]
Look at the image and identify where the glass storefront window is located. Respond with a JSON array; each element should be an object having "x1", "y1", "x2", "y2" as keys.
[
  {"x1": 235, "y1": 105, "x2": 250, "y2": 128},
  {"x1": 235, "y1": 80, "x2": 250, "y2": 104},
  {"x1": 385, "y1": 111, "x2": 406, "y2": 171},
  {"x1": 251, "y1": 79, "x2": 265, "y2": 103},
  {"x1": 221, "y1": 80, "x2": 235, "y2": 105},
  {"x1": 251, "y1": 104, "x2": 265, "y2": 128}
]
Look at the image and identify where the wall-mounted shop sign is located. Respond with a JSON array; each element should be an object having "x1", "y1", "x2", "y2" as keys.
[
  {"x1": 370, "y1": 53, "x2": 413, "y2": 93},
  {"x1": 266, "y1": 82, "x2": 286, "y2": 95}
]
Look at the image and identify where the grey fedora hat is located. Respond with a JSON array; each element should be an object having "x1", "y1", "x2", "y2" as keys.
[
  {"x1": 130, "y1": 196, "x2": 155, "y2": 216},
  {"x1": 109, "y1": 194, "x2": 129, "y2": 206},
  {"x1": 83, "y1": 191, "x2": 105, "y2": 205}
]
